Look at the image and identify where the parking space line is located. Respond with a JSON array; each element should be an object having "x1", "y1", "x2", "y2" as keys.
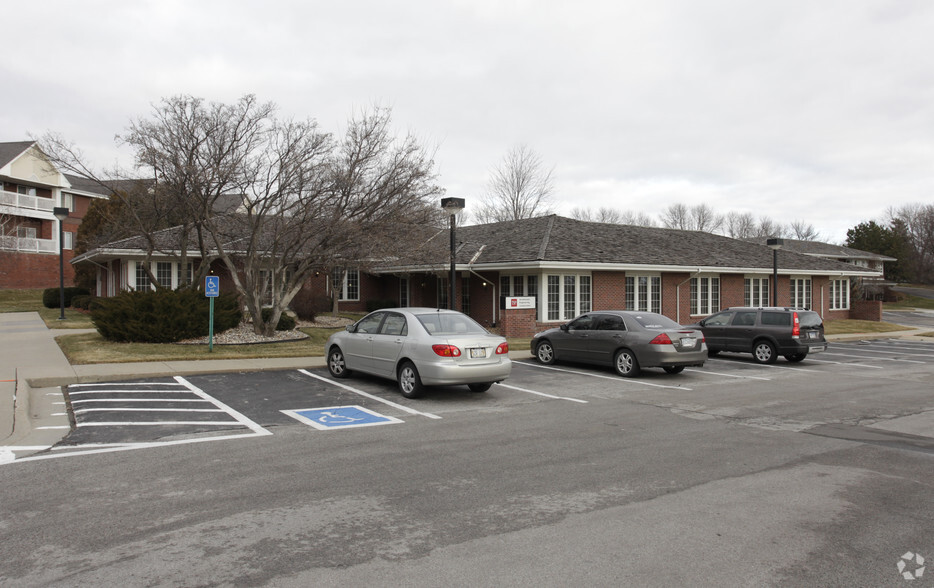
[
  {"x1": 70, "y1": 398, "x2": 211, "y2": 403},
  {"x1": 69, "y1": 382, "x2": 187, "y2": 387},
  {"x1": 298, "y1": 369, "x2": 442, "y2": 419},
  {"x1": 495, "y1": 382, "x2": 588, "y2": 403},
  {"x1": 821, "y1": 352, "x2": 924, "y2": 364},
  {"x1": 683, "y1": 368, "x2": 771, "y2": 380},
  {"x1": 175, "y1": 376, "x2": 272, "y2": 435},
  {"x1": 73, "y1": 408, "x2": 226, "y2": 415},
  {"x1": 518, "y1": 362, "x2": 691, "y2": 390},
  {"x1": 802, "y1": 358, "x2": 883, "y2": 369},
  {"x1": 707, "y1": 358, "x2": 809, "y2": 372},
  {"x1": 76, "y1": 421, "x2": 243, "y2": 427}
]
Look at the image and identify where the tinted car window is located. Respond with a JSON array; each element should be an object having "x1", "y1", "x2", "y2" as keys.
[
  {"x1": 761, "y1": 312, "x2": 791, "y2": 326},
  {"x1": 704, "y1": 312, "x2": 734, "y2": 327},
  {"x1": 733, "y1": 312, "x2": 757, "y2": 326},
  {"x1": 799, "y1": 311, "x2": 823, "y2": 328},
  {"x1": 568, "y1": 315, "x2": 597, "y2": 330},
  {"x1": 596, "y1": 315, "x2": 625, "y2": 331},
  {"x1": 416, "y1": 313, "x2": 487, "y2": 335},
  {"x1": 380, "y1": 313, "x2": 408, "y2": 336}
]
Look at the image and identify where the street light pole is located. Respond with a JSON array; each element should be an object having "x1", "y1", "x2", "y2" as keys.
[
  {"x1": 767, "y1": 238, "x2": 784, "y2": 307},
  {"x1": 53, "y1": 207, "x2": 70, "y2": 320},
  {"x1": 440, "y1": 198, "x2": 465, "y2": 311}
]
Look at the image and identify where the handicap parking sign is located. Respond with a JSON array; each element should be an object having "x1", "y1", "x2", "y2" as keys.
[
  {"x1": 205, "y1": 275, "x2": 220, "y2": 297},
  {"x1": 281, "y1": 405, "x2": 403, "y2": 430}
]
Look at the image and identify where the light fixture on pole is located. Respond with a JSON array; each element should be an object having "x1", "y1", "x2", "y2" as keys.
[
  {"x1": 440, "y1": 197, "x2": 465, "y2": 311},
  {"x1": 766, "y1": 238, "x2": 784, "y2": 307},
  {"x1": 53, "y1": 207, "x2": 70, "y2": 320}
]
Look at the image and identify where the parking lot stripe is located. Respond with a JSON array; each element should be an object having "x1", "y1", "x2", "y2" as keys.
[
  {"x1": 821, "y1": 351, "x2": 924, "y2": 364},
  {"x1": 72, "y1": 408, "x2": 226, "y2": 414},
  {"x1": 495, "y1": 382, "x2": 588, "y2": 403},
  {"x1": 70, "y1": 398, "x2": 211, "y2": 403},
  {"x1": 683, "y1": 368, "x2": 771, "y2": 380},
  {"x1": 298, "y1": 369, "x2": 442, "y2": 420},
  {"x1": 76, "y1": 421, "x2": 243, "y2": 427},
  {"x1": 802, "y1": 358, "x2": 883, "y2": 369},
  {"x1": 519, "y1": 362, "x2": 691, "y2": 390},
  {"x1": 175, "y1": 376, "x2": 273, "y2": 436},
  {"x1": 69, "y1": 390, "x2": 196, "y2": 396},
  {"x1": 69, "y1": 382, "x2": 187, "y2": 387}
]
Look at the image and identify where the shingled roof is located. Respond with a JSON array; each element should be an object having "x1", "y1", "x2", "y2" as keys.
[
  {"x1": 750, "y1": 237, "x2": 897, "y2": 262},
  {"x1": 393, "y1": 215, "x2": 879, "y2": 276}
]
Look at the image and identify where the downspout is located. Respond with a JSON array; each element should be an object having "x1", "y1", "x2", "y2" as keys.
[
  {"x1": 466, "y1": 245, "x2": 495, "y2": 325},
  {"x1": 676, "y1": 269, "x2": 703, "y2": 324}
]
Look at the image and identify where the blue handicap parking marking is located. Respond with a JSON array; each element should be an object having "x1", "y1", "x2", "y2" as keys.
[{"x1": 281, "y1": 405, "x2": 403, "y2": 430}]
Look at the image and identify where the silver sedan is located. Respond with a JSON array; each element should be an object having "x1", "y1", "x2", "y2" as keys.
[
  {"x1": 531, "y1": 311, "x2": 707, "y2": 377},
  {"x1": 325, "y1": 308, "x2": 512, "y2": 398}
]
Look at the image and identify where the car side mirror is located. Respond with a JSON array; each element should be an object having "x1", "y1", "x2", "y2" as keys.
[
  {"x1": 346, "y1": 324, "x2": 355, "y2": 333},
  {"x1": 560, "y1": 324, "x2": 569, "y2": 332},
  {"x1": 699, "y1": 319, "x2": 706, "y2": 327}
]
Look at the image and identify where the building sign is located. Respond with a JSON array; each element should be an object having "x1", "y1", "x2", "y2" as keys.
[{"x1": 501, "y1": 296, "x2": 536, "y2": 310}]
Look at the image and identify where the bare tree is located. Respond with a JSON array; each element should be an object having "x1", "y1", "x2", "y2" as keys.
[
  {"x1": 888, "y1": 203, "x2": 934, "y2": 283},
  {"x1": 570, "y1": 206, "x2": 655, "y2": 226},
  {"x1": 44, "y1": 97, "x2": 442, "y2": 335},
  {"x1": 789, "y1": 219, "x2": 822, "y2": 241},
  {"x1": 660, "y1": 203, "x2": 722, "y2": 232},
  {"x1": 659, "y1": 203, "x2": 690, "y2": 230},
  {"x1": 473, "y1": 145, "x2": 555, "y2": 223},
  {"x1": 754, "y1": 216, "x2": 786, "y2": 239},
  {"x1": 724, "y1": 211, "x2": 756, "y2": 239}
]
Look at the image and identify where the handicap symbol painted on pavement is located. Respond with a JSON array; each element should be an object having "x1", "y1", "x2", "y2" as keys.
[{"x1": 281, "y1": 405, "x2": 404, "y2": 430}]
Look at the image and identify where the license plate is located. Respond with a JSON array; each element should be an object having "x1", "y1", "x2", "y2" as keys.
[
  {"x1": 809, "y1": 345, "x2": 825, "y2": 353},
  {"x1": 680, "y1": 337, "x2": 695, "y2": 348},
  {"x1": 807, "y1": 331, "x2": 818, "y2": 339},
  {"x1": 469, "y1": 348, "x2": 486, "y2": 358}
]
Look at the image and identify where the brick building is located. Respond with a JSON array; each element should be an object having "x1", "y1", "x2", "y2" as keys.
[
  {"x1": 75, "y1": 214, "x2": 884, "y2": 337},
  {"x1": 1, "y1": 142, "x2": 110, "y2": 289}
]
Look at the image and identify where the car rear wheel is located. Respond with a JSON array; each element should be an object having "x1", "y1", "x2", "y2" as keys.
[
  {"x1": 535, "y1": 340, "x2": 556, "y2": 365},
  {"x1": 468, "y1": 383, "x2": 492, "y2": 393},
  {"x1": 785, "y1": 353, "x2": 808, "y2": 363},
  {"x1": 397, "y1": 361, "x2": 424, "y2": 399},
  {"x1": 753, "y1": 340, "x2": 778, "y2": 364},
  {"x1": 327, "y1": 347, "x2": 351, "y2": 378},
  {"x1": 614, "y1": 349, "x2": 641, "y2": 377},
  {"x1": 663, "y1": 366, "x2": 685, "y2": 374}
]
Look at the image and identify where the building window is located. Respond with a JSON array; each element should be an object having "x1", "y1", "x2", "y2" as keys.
[
  {"x1": 690, "y1": 276, "x2": 720, "y2": 316},
  {"x1": 17, "y1": 185, "x2": 37, "y2": 197},
  {"x1": 501, "y1": 274, "x2": 540, "y2": 308},
  {"x1": 526, "y1": 275, "x2": 539, "y2": 307},
  {"x1": 400, "y1": 277, "x2": 409, "y2": 307},
  {"x1": 744, "y1": 277, "x2": 770, "y2": 307},
  {"x1": 829, "y1": 279, "x2": 850, "y2": 310},
  {"x1": 156, "y1": 262, "x2": 172, "y2": 288},
  {"x1": 135, "y1": 263, "x2": 152, "y2": 291},
  {"x1": 626, "y1": 275, "x2": 661, "y2": 313},
  {"x1": 332, "y1": 268, "x2": 360, "y2": 301},
  {"x1": 62, "y1": 193, "x2": 75, "y2": 211},
  {"x1": 63, "y1": 231, "x2": 74, "y2": 250},
  {"x1": 177, "y1": 263, "x2": 194, "y2": 287},
  {"x1": 546, "y1": 274, "x2": 592, "y2": 321},
  {"x1": 17, "y1": 226, "x2": 37, "y2": 239},
  {"x1": 500, "y1": 276, "x2": 510, "y2": 297},
  {"x1": 789, "y1": 278, "x2": 811, "y2": 309}
]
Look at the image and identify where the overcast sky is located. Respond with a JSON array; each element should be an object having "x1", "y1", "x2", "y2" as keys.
[{"x1": 5, "y1": 0, "x2": 933, "y2": 243}]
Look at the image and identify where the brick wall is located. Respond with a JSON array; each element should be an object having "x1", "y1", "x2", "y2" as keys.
[
  {"x1": 850, "y1": 300, "x2": 882, "y2": 321},
  {"x1": 0, "y1": 250, "x2": 76, "y2": 289},
  {"x1": 592, "y1": 271, "x2": 626, "y2": 310},
  {"x1": 500, "y1": 308, "x2": 538, "y2": 338}
]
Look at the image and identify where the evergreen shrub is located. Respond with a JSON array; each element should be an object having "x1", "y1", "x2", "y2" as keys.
[
  {"x1": 261, "y1": 308, "x2": 296, "y2": 331},
  {"x1": 42, "y1": 287, "x2": 91, "y2": 309},
  {"x1": 91, "y1": 289, "x2": 242, "y2": 343}
]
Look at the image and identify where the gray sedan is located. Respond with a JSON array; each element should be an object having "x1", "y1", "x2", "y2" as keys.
[
  {"x1": 325, "y1": 307, "x2": 512, "y2": 398},
  {"x1": 531, "y1": 311, "x2": 707, "y2": 377}
]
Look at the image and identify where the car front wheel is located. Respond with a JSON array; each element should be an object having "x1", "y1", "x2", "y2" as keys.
[
  {"x1": 785, "y1": 353, "x2": 808, "y2": 363},
  {"x1": 753, "y1": 340, "x2": 778, "y2": 364},
  {"x1": 535, "y1": 340, "x2": 556, "y2": 365},
  {"x1": 327, "y1": 347, "x2": 350, "y2": 378},
  {"x1": 614, "y1": 349, "x2": 641, "y2": 377},
  {"x1": 397, "y1": 361, "x2": 424, "y2": 399}
]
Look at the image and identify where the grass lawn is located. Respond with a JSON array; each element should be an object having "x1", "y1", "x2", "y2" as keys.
[
  {"x1": 884, "y1": 290, "x2": 934, "y2": 311},
  {"x1": 0, "y1": 288, "x2": 94, "y2": 328},
  {"x1": 823, "y1": 319, "x2": 914, "y2": 335}
]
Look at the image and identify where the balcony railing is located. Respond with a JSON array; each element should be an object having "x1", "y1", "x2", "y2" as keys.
[
  {"x1": 0, "y1": 235, "x2": 58, "y2": 254},
  {"x1": 0, "y1": 190, "x2": 56, "y2": 212}
]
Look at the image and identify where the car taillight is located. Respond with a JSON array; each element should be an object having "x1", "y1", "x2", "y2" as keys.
[
  {"x1": 792, "y1": 311, "x2": 800, "y2": 337},
  {"x1": 495, "y1": 342, "x2": 509, "y2": 355},
  {"x1": 432, "y1": 344, "x2": 461, "y2": 357},
  {"x1": 649, "y1": 333, "x2": 673, "y2": 345}
]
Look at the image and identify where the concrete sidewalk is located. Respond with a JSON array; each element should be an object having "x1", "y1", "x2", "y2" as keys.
[{"x1": 2, "y1": 311, "x2": 931, "y2": 463}]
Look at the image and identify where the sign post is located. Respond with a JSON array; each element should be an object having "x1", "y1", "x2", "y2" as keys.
[{"x1": 205, "y1": 276, "x2": 220, "y2": 352}]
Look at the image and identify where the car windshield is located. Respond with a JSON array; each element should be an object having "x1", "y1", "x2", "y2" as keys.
[
  {"x1": 416, "y1": 313, "x2": 489, "y2": 336},
  {"x1": 628, "y1": 313, "x2": 682, "y2": 330},
  {"x1": 799, "y1": 311, "x2": 823, "y2": 328}
]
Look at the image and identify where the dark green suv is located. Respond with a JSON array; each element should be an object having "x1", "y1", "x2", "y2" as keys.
[{"x1": 689, "y1": 307, "x2": 826, "y2": 364}]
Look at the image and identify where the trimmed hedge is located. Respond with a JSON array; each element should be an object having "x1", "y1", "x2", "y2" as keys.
[
  {"x1": 42, "y1": 287, "x2": 90, "y2": 309},
  {"x1": 91, "y1": 289, "x2": 242, "y2": 343}
]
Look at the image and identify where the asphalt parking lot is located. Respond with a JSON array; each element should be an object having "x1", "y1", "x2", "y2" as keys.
[{"x1": 51, "y1": 338, "x2": 934, "y2": 458}]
